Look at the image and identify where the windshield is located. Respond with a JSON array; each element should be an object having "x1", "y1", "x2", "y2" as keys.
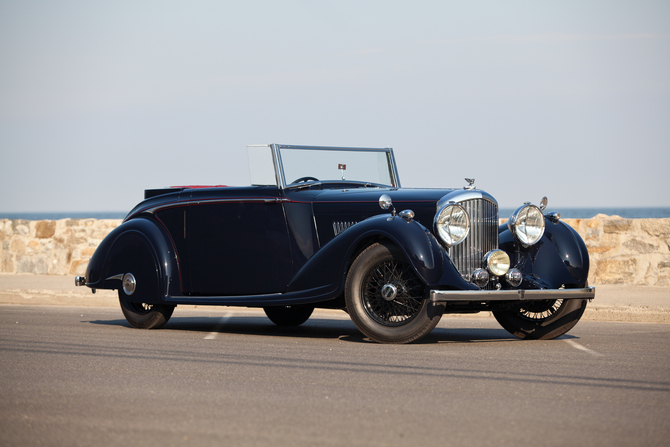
[{"x1": 278, "y1": 146, "x2": 397, "y2": 187}]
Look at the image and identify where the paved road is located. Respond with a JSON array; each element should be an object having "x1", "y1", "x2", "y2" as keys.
[
  {"x1": 1, "y1": 305, "x2": 669, "y2": 447},
  {"x1": 2, "y1": 273, "x2": 669, "y2": 323}
]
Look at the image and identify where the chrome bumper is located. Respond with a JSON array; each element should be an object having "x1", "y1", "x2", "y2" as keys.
[{"x1": 430, "y1": 286, "x2": 595, "y2": 302}]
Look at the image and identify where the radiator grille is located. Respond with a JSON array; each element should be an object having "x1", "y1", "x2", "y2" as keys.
[{"x1": 447, "y1": 198, "x2": 499, "y2": 287}]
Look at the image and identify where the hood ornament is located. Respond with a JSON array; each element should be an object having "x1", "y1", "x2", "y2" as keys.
[{"x1": 464, "y1": 178, "x2": 475, "y2": 190}]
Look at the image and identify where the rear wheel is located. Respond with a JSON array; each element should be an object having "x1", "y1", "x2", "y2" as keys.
[
  {"x1": 109, "y1": 235, "x2": 175, "y2": 329},
  {"x1": 493, "y1": 295, "x2": 587, "y2": 340},
  {"x1": 345, "y1": 242, "x2": 441, "y2": 344},
  {"x1": 119, "y1": 289, "x2": 175, "y2": 329},
  {"x1": 263, "y1": 305, "x2": 314, "y2": 326}
]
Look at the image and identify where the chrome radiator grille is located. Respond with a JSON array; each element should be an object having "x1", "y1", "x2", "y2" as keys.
[{"x1": 447, "y1": 198, "x2": 499, "y2": 287}]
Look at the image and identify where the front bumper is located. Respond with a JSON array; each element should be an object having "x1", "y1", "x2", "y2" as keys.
[{"x1": 430, "y1": 286, "x2": 595, "y2": 303}]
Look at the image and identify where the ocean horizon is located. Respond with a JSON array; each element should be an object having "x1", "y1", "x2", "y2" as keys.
[{"x1": 1, "y1": 207, "x2": 669, "y2": 221}]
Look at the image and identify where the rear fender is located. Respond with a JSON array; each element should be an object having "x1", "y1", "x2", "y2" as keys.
[
  {"x1": 84, "y1": 217, "x2": 180, "y2": 303},
  {"x1": 499, "y1": 217, "x2": 590, "y2": 289}
]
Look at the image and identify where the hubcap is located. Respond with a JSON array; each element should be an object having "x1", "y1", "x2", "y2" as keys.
[
  {"x1": 381, "y1": 283, "x2": 398, "y2": 301},
  {"x1": 122, "y1": 273, "x2": 136, "y2": 295}
]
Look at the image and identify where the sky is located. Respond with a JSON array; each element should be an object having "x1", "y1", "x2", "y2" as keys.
[{"x1": 1, "y1": 0, "x2": 668, "y2": 212}]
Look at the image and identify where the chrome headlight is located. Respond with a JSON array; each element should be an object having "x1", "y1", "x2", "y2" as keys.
[
  {"x1": 508, "y1": 204, "x2": 545, "y2": 246},
  {"x1": 434, "y1": 203, "x2": 470, "y2": 247}
]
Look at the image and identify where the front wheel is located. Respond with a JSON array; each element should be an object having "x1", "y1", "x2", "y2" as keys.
[
  {"x1": 493, "y1": 297, "x2": 587, "y2": 340},
  {"x1": 345, "y1": 242, "x2": 442, "y2": 344}
]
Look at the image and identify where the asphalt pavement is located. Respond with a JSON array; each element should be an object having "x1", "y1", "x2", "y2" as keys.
[
  {"x1": 0, "y1": 273, "x2": 668, "y2": 323},
  {"x1": 1, "y1": 305, "x2": 669, "y2": 446}
]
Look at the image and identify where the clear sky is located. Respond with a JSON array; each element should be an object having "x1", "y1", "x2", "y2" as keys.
[{"x1": 1, "y1": 0, "x2": 668, "y2": 212}]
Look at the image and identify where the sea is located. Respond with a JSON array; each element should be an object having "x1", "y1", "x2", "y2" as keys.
[{"x1": 1, "y1": 208, "x2": 669, "y2": 220}]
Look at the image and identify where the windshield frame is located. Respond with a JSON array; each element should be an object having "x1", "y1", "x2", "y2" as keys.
[{"x1": 268, "y1": 144, "x2": 401, "y2": 190}]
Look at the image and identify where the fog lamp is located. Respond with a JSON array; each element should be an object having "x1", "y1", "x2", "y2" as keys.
[
  {"x1": 484, "y1": 250, "x2": 510, "y2": 277},
  {"x1": 506, "y1": 268, "x2": 522, "y2": 287},
  {"x1": 471, "y1": 268, "x2": 489, "y2": 288}
]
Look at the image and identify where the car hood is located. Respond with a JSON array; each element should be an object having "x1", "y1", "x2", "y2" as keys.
[
  {"x1": 308, "y1": 187, "x2": 459, "y2": 204},
  {"x1": 302, "y1": 187, "x2": 470, "y2": 245}
]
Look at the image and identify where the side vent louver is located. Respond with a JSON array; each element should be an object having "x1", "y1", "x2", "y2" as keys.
[{"x1": 333, "y1": 221, "x2": 358, "y2": 236}]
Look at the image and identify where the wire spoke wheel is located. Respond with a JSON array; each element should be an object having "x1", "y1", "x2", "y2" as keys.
[
  {"x1": 493, "y1": 288, "x2": 587, "y2": 340},
  {"x1": 119, "y1": 291, "x2": 175, "y2": 329},
  {"x1": 345, "y1": 242, "x2": 442, "y2": 344},
  {"x1": 124, "y1": 301, "x2": 155, "y2": 315},
  {"x1": 517, "y1": 299, "x2": 564, "y2": 321},
  {"x1": 362, "y1": 259, "x2": 424, "y2": 326}
]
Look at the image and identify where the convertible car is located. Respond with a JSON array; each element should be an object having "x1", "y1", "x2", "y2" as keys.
[{"x1": 76, "y1": 144, "x2": 595, "y2": 343}]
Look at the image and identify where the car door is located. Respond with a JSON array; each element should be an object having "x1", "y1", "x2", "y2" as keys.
[{"x1": 157, "y1": 192, "x2": 293, "y2": 296}]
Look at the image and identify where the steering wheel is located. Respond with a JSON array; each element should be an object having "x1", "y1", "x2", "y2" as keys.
[{"x1": 291, "y1": 176, "x2": 319, "y2": 184}]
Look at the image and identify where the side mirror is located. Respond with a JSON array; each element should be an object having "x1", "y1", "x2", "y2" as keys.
[
  {"x1": 379, "y1": 194, "x2": 392, "y2": 210},
  {"x1": 379, "y1": 194, "x2": 396, "y2": 217},
  {"x1": 539, "y1": 196, "x2": 548, "y2": 211}
]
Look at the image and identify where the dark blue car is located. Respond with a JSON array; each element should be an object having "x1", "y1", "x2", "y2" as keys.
[{"x1": 76, "y1": 144, "x2": 595, "y2": 343}]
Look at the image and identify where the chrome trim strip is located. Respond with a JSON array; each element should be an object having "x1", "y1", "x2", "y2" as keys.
[
  {"x1": 106, "y1": 274, "x2": 124, "y2": 281},
  {"x1": 275, "y1": 144, "x2": 393, "y2": 152},
  {"x1": 141, "y1": 197, "x2": 284, "y2": 215},
  {"x1": 430, "y1": 287, "x2": 596, "y2": 302},
  {"x1": 436, "y1": 189, "x2": 498, "y2": 210},
  {"x1": 271, "y1": 143, "x2": 286, "y2": 189}
]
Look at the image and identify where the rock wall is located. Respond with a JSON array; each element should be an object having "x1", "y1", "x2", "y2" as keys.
[
  {"x1": 1, "y1": 216, "x2": 669, "y2": 286},
  {"x1": 1, "y1": 219, "x2": 122, "y2": 276},
  {"x1": 562, "y1": 215, "x2": 670, "y2": 287}
]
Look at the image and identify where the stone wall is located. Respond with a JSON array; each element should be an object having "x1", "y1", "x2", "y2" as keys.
[
  {"x1": 1, "y1": 219, "x2": 122, "y2": 276},
  {"x1": 562, "y1": 215, "x2": 670, "y2": 287},
  {"x1": 1, "y1": 216, "x2": 669, "y2": 286}
]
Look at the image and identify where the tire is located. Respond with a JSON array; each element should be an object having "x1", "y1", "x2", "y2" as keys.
[
  {"x1": 493, "y1": 296, "x2": 587, "y2": 340},
  {"x1": 264, "y1": 305, "x2": 314, "y2": 326},
  {"x1": 345, "y1": 242, "x2": 442, "y2": 344},
  {"x1": 111, "y1": 235, "x2": 175, "y2": 329},
  {"x1": 119, "y1": 290, "x2": 175, "y2": 329}
]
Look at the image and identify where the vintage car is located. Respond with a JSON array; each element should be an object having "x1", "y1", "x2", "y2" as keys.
[{"x1": 75, "y1": 144, "x2": 595, "y2": 343}]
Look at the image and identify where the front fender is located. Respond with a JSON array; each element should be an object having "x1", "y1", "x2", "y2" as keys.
[
  {"x1": 286, "y1": 214, "x2": 471, "y2": 295},
  {"x1": 499, "y1": 217, "x2": 590, "y2": 289},
  {"x1": 84, "y1": 217, "x2": 180, "y2": 302}
]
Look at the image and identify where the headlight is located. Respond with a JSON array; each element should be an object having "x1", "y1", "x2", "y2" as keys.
[
  {"x1": 434, "y1": 203, "x2": 470, "y2": 247},
  {"x1": 508, "y1": 204, "x2": 545, "y2": 246}
]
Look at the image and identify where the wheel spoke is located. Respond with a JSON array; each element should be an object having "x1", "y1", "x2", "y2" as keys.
[
  {"x1": 362, "y1": 259, "x2": 424, "y2": 326},
  {"x1": 126, "y1": 301, "x2": 154, "y2": 315},
  {"x1": 518, "y1": 299, "x2": 564, "y2": 321}
]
